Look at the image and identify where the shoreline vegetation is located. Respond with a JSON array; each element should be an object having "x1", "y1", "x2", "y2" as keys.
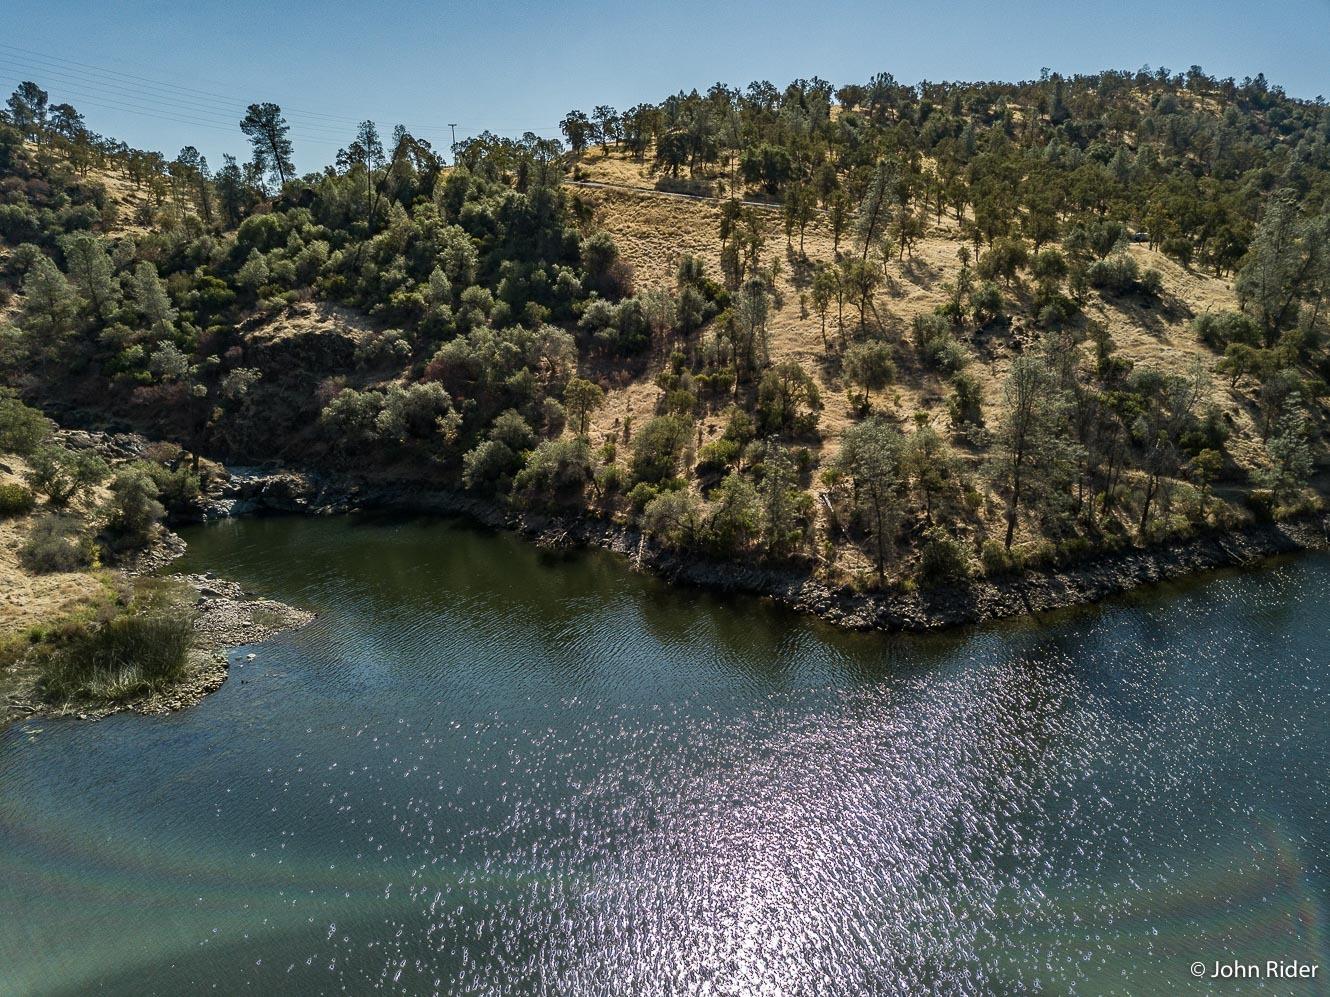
[
  {"x1": 195, "y1": 460, "x2": 1330, "y2": 632},
  {"x1": 1, "y1": 509, "x2": 312, "y2": 727},
  {"x1": 4, "y1": 66, "x2": 1330, "y2": 719},
  {"x1": 1, "y1": 425, "x2": 1325, "y2": 727}
]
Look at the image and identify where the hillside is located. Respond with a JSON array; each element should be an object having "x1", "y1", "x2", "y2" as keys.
[{"x1": 2, "y1": 67, "x2": 1329, "y2": 609}]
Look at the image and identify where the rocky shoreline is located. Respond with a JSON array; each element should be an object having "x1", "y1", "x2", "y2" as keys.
[
  {"x1": 8, "y1": 438, "x2": 1326, "y2": 729},
  {"x1": 201, "y1": 463, "x2": 1329, "y2": 635},
  {"x1": 4, "y1": 524, "x2": 314, "y2": 727}
]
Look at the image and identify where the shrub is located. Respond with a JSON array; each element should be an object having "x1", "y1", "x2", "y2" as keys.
[
  {"x1": 1245, "y1": 488, "x2": 1276, "y2": 523},
  {"x1": 913, "y1": 313, "x2": 970, "y2": 372},
  {"x1": 641, "y1": 489, "x2": 704, "y2": 549},
  {"x1": 24, "y1": 445, "x2": 110, "y2": 507},
  {"x1": 695, "y1": 437, "x2": 740, "y2": 477},
  {"x1": 1086, "y1": 253, "x2": 1163, "y2": 299},
  {"x1": 512, "y1": 437, "x2": 591, "y2": 502},
  {"x1": 0, "y1": 482, "x2": 35, "y2": 517},
  {"x1": 948, "y1": 371, "x2": 984, "y2": 427},
  {"x1": 1193, "y1": 311, "x2": 1261, "y2": 351},
  {"x1": 630, "y1": 415, "x2": 690, "y2": 484},
  {"x1": 843, "y1": 340, "x2": 897, "y2": 404},
  {"x1": 0, "y1": 389, "x2": 53, "y2": 455},
  {"x1": 1086, "y1": 254, "x2": 1139, "y2": 293},
  {"x1": 462, "y1": 439, "x2": 519, "y2": 491},
  {"x1": 918, "y1": 530, "x2": 973, "y2": 587},
  {"x1": 19, "y1": 514, "x2": 95, "y2": 573},
  {"x1": 980, "y1": 539, "x2": 1023, "y2": 577},
  {"x1": 102, "y1": 467, "x2": 165, "y2": 548},
  {"x1": 141, "y1": 462, "x2": 202, "y2": 514},
  {"x1": 626, "y1": 480, "x2": 660, "y2": 512}
]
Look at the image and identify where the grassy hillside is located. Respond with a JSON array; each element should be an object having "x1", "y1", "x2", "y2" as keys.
[{"x1": 2, "y1": 68, "x2": 1328, "y2": 597}]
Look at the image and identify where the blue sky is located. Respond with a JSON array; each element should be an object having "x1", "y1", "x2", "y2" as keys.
[{"x1": 4, "y1": 0, "x2": 1329, "y2": 172}]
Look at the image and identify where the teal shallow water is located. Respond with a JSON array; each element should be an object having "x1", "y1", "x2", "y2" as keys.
[{"x1": 2, "y1": 515, "x2": 1329, "y2": 995}]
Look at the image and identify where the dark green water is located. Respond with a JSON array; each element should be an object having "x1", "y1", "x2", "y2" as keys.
[{"x1": 2, "y1": 515, "x2": 1329, "y2": 995}]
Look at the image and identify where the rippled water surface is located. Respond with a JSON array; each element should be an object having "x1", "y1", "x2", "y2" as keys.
[{"x1": 3, "y1": 515, "x2": 1329, "y2": 995}]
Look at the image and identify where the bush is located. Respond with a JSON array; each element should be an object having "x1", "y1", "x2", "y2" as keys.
[
  {"x1": 626, "y1": 480, "x2": 660, "y2": 512},
  {"x1": 102, "y1": 467, "x2": 166, "y2": 548},
  {"x1": 640, "y1": 489, "x2": 704, "y2": 549},
  {"x1": 19, "y1": 514, "x2": 96, "y2": 573},
  {"x1": 1245, "y1": 488, "x2": 1276, "y2": 523},
  {"x1": 0, "y1": 482, "x2": 35, "y2": 517},
  {"x1": 695, "y1": 437, "x2": 740, "y2": 477},
  {"x1": 980, "y1": 539, "x2": 1023, "y2": 577},
  {"x1": 0, "y1": 389, "x2": 53, "y2": 455},
  {"x1": 1086, "y1": 254, "x2": 1139, "y2": 293},
  {"x1": 1193, "y1": 311, "x2": 1261, "y2": 351},
  {"x1": 948, "y1": 371, "x2": 984, "y2": 427},
  {"x1": 913, "y1": 314, "x2": 970, "y2": 372},
  {"x1": 630, "y1": 415, "x2": 690, "y2": 484},
  {"x1": 142, "y1": 462, "x2": 202, "y2": 514},
  {"x1": 1086, "y1": 253, "x2": 1163, "y2": 299},
  {"x1": 24, "y1": 445, "x2": 110, "y2": 506},
  {"x1": 512, "y1": 437, "x2": 591, "y2": 503},
  {"x1": 918, "y1": 530, "x2": 972, "y2": 587}
]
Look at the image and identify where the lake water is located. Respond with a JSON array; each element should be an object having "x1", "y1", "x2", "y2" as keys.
[{"x1": 2, "y1": 515, "x2": 1329, "y2": 995}]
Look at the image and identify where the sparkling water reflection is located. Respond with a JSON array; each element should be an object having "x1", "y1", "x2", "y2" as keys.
[{"x1": 1, "y1": 515, "x2": 1328, "y2": 995}]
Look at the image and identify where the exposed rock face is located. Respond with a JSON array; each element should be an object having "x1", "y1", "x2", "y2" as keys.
[{"x1": 57, "y1": 429, "x2": 149, "y2": 460}]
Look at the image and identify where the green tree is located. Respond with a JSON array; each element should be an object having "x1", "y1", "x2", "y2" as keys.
[
  {"x1": 564, "y1": 377, "x2": 605, "y2": 437},
  {"x1": 129, "y1": 262, "x2": 178, "y2": 339},
  {"x1": 856, "y1": 158, "x2": 897, "y2": 261},
  {"x1": 1235, "y1": 195, "x2": 1327, "y2": 346},
  {"x1": 1259, "y1": 393, "x2": 1314, "y2": 501},
  {"x1": 757, "y1": 361, "x2": 821, "y2": 435},
  {"x1": 630, "y1": 414, "x2": 690, "y2": 484},
  {"x1": 19, "y1": 257, "x2": 83, "y2": 362},
  {"x1": 239, "y1": 102, "x2": 295, "y2": 189},
  {"x1": 707, "y1": 471, "x2": 761, "y2": 554},
  {"x1": 59, "y1": 234, "x2": 120, "y2": 321},
  {"x1": 758, "y1": 443, "x2": 805, "y2": 558},
  {"x1": 24, "y1": 445, "x2": 109, "y2": 507},
  {"x1": 843, "y1": 340, "x2": 896, "y2": 408},
  {"x1": 0, "y1": 390, "x2": 53, "y2": 455},
  {"x1": 102, "y1": 466, "x2": 166, "y2": 546},
  {"x1": 560, "y1": 110, "x2": 593, "y2": 154},
  {"x1": 994, "y1": 355, "x2": 1071, "y2": 549},
  {"x1": 836, "y1": 418, "x2": 904, "y2": 582},
  {"x1": 7, "y1": 81, "x2": 49, "y2": 143}
]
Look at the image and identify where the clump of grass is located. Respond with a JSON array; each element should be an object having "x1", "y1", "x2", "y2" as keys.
[
  {"x1": 8, "y1": 577, "x2": 198, "y2": 703},
  {"x1": 18, "y1": 513, "x2": 96, "y2": 573}
]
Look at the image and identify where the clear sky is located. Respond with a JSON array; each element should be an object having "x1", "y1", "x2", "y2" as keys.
[{"x1": 4, "y1": 0, "x2": 1329, "y2": 172}]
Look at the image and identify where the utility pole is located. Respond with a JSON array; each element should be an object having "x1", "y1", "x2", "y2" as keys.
[{"x1": 448, "y1": 123, "x2": 457, "y2": 162}]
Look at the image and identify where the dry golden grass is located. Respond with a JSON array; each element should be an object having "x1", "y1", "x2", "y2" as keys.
[
  {"x1": 568, "y1": 152, "x2": 1324, "y2": 572},
  {"x1": 0, "y1": 458, "x2": 107, "y2": 639},
  {"x1": 576, "y1": 153, "x2": 1256, "y2": 450}
]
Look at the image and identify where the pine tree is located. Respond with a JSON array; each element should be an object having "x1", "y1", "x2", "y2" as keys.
[
  {"x1": 58, "y1": 233, "x2": 120, "y2": 321},
  {"x1": 836, "y1": 418, "x2": 904, "y2": 581},
  {"x1": 239, "y1": 102, "x2": 295, "y2": 189},
  {"x1": 19, "y1": 256, "x2": 83, "y2": 362},
  {"x1": 129, "y1": 262, "x2": 177, "y2": 339}
]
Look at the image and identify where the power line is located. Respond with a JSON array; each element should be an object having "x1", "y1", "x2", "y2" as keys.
[
  {"x1": 0, "y1": 42, "x2": 375, "y2": 126},
  {"x1": 0, "y1": 46, "x2": 565, "y2": 160},
  {"x1": 0, "y1": 43, "x2": 558, "y2": 136}
]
